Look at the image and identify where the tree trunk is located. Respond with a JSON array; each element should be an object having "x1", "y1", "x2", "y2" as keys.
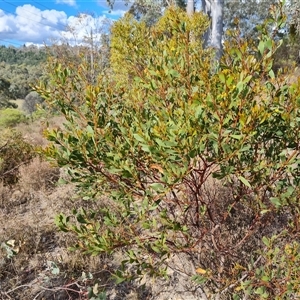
[
  {"x1": 202, "y1": 0, "x2": 224, "y2": 60},
  {"x1": 186, "y1": 0, "x2": 194, "y2": 16},
  {"x1": 210, "y1": 0, "x2": 224, "y2": 60}
]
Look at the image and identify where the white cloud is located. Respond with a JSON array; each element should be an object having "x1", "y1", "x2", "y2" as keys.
[
  {"x1": 62, "y1": 14, "x2": 110, "y2": 45},
  {"x1": 56, "y1": 0, "x2": 76, "y2": 6},
  {"x1": 24, "y1": 42, "x2": 46, "y2": 48},
  {"x1": 0, "y1": 5, "x2": 111, "y2": 45},
  {"x1": 0, "y1": 10, "x2": 18, "y2": 34},
  {"x1": 0, "y1": 5, "x2": 67, "y2": 44}
]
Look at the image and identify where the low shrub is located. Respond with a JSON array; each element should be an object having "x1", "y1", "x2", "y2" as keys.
[
  {"x1": 23, "y1": 91, "x2": 44, "y2": 115},
  {"x1": 0, "y1": 108, "x2": 26, "y2": 128},
  {"x1": 0, "y1": 130, "x2": 36, "y2": 185}
]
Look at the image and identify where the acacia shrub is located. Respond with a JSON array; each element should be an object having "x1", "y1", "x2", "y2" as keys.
[{"x1": 37, "y1": 5, "x2": 300, "y2": 299}]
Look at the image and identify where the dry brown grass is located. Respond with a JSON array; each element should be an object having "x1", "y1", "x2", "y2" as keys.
[
  {"x1": 0, "y1": 181, "x2": 10, "y2": 209},
  {"x1": 0, "y1": 170, "x2": 114, "y2": 299},
  {"x1": 18, "y1": 157, "x2": 60, "y2": 193},
  {"x1": 0, "y1": 177, "x2": 139, "y2": 299},
  {"x1": 0, "y1": 115, "x2": 116, "y2": 300},
  {"x1": 16, "y1": 114, "x2": 66, "y2": 147},
  {"x1": 9, "y1": 99, "x2": 25, "y2": 111}
]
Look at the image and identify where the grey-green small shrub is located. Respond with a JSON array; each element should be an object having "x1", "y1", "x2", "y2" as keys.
[
  {"x1": 0, "y1": 108, "x2": 26, "y2": 128},
  {"x1": 23, "y1": 91, "x2": 44, "y2": 114}
]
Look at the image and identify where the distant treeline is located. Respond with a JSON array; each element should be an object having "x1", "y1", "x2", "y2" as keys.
[{"x1": 0, "y1": 45, "x2": 47, "y2": 65}]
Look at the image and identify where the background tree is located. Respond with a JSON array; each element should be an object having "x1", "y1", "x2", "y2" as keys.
[
  {"x1": 0, "y1": 78, "x2": 17, "y2": 109},
  {"x1": 0, "y1": 64, "x2": 45, "y2": 100},
  {"x1": 223, "y1": 0, "x2": 272, "y2": 39},
  {"x1": 186, "y1": 0, "x2": 194, "y2": 15},
  {"x1": 223, "y1": 0, "x2": 300, "y2": 69},
  {"x1": 285, "y1": 0, "x2": 300, "y2": 64},
  {"x1": 117, "y1": 0, "x2": 188, "y2": 25},
  {"x1": 49, "y1": 13, "x2": 112, "y2": 83}
]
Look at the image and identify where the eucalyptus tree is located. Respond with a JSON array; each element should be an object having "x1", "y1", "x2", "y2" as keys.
[
  {"x1": 223, "y1": 0, "x2": 271, "y2": 39},
  {"x1": 108, "y1": 0, "x2": 186, "y2": 25},
  {"x1": 200, "y1": 0, "x2": 224, "y2": 60}
]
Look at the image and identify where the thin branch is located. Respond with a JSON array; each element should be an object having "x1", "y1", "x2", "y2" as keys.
[
  {"x1": 0, "y1": 141, "x2": 8, "y2": 151},
  {"x1": 218, "y1": 254, "x2": 263, "y2": 296}
]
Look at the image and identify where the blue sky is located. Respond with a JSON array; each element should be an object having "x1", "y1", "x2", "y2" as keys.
[{"x1": 0, "y1": 0, "x2": 129, "y2": 47}]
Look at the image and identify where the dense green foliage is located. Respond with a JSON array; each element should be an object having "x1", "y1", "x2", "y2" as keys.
[{"x1": 38, "y1": 5, "x2": 300, "y2": 299}]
